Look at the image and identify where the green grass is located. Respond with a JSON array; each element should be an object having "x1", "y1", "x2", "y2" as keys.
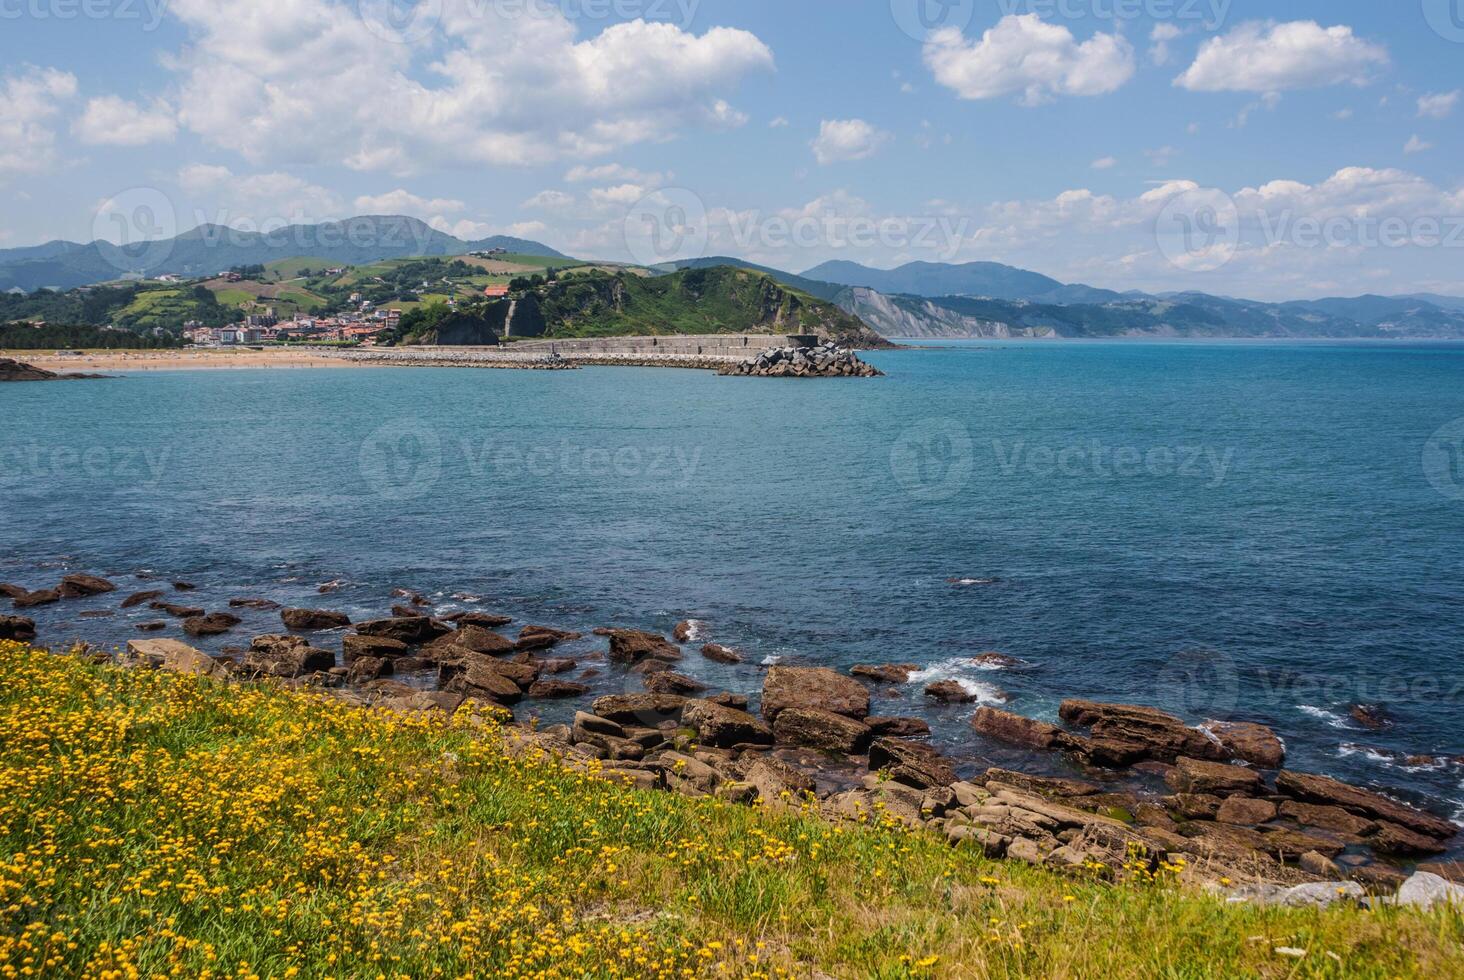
[{"x1": 2, "y1": 641, "x2": 1460, "y2": 978}]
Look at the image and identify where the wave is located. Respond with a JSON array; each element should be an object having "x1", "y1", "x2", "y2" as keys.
[
  {"x1": 908, "y1": 658, "x2": 1010, "y2": 704},
  {"x1": 1296, "y1": 704, "x2": 1351, "y2": 729}
]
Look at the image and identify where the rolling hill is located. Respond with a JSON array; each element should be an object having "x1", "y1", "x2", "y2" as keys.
[
  {"x1": 0, "y1": 216, "x2": 569, "y2": 293},
  {"x1": 801, "y1": 259, "x2": 1123, "y2": 304}
]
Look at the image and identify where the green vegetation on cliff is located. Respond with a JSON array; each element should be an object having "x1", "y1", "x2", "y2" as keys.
[{"x1": 2, "y1": 642, "x2": 1459, "y2": 978}]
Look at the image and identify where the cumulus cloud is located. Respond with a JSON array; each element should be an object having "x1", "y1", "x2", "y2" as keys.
[
  {"x1": 565, "y1": 163, "x2": 666, "y2": 186},
  {"x1": 522, "y1": 190, "x2": 577, "y2": 211},
  {"x1": 1175, "y1": 21, "x2": 1388, "y2": 93},
  {"x1": 1417, "y1": 90, "x2": 1459, "y2": 119},
  {"x1": 1404, "y1": 135, "x2": 1433, "y2": 155},
  {"x1": 0, "y1": 67, "x2": 77, "y2": 180},
  {"x1": 177, "y1": 163, "x2": 343, "y2": 222},
  {"x1": 353, "y1": 189, "x2": 466, "y2": 216},
  {"x1": 1091, "y1": 156, "x2": 1118, "y2": 170},
  {"x1": 72, "y1": 96, "x2": 177, "y2": 146},
  {"x1": 160, "y1": 0, "x2": 773, "y2": 174},
  {"x1": 1149, "y1": 24, "x2": 1183, "y2": 66},
  {"x1": 923, "y1": 15, "x2": 1134, "y2": 106},
  {"x1": 809, "y1": 119, "x2": 890, "y2": 164}
]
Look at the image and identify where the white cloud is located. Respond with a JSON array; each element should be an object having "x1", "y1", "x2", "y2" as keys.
[
  {"x1": 522, "y1": 189, "x2": 577, "y2": 211},
  {"x1": 1144, "y1": 146, "x2": 1178, "y2": 167},
  {"x1": 1417, "y1": 90, "x2": 1459, "y2": 119},
  {"x1": 769, "y1": 116, "x2": 789, "y2": 128},
  {"x1": 809, "y1": 118, "x2": 890, "y2": 165},
  {"x1": 177, "y1": 163, "x2": 343, "y2": 222},
  {"x1": 160, "y1": 0, "x2": 773, "y2": 174},
  {"x1": 565, "y1": 163, "x2": 666, "y2": 186},
  {"x1": 1175, "y1": 21, "x2": 1388, "y2": 93},
  {"x1": 353, "y1": 189, "x2": 466, "y2": 216},
  {"x1": 1091, "y1": 156, "x2": 1117, "y2": 170},
  {"x1": 0, "y1": 67, "x2": 77, "y2": 180},
  {"x1": 923, "y1": 15, "x2": 1134, "y2": 106},
  {"x1": 1332, "y1": 107, "x2": 1354, "y2": 120},
  {"x1": 1404, "y1": 134, "x2": 1432, "y2": 155},
  {"x1": 587, "y1": 183, "x2": 651, "y2": 208},
  {"x1": 1149, "y1": 24, "x2": 1183, "y2": 66},
  {"x1": 72, "y1": 96, "x2": 177, "y2": 146}
]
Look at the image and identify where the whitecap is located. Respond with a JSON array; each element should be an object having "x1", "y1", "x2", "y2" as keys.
[
  {"x1": 1297, "y1": 704, "x2": 1350, "y2": 729},
  {"x1": 907, "y1": 658, "x2": 1010, "y2": 704},
  {"x1": 760, "y1": 654, "x2": 781, "y2": 667}
]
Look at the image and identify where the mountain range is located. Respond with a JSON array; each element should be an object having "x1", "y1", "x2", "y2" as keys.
[{"x1": 0, "y1": 216, "x2": 568, "y2": 293}]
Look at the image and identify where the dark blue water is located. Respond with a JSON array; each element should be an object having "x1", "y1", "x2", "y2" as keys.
[{"x1": 6, "y1": 341, "x2": 1464, "y2": 822}]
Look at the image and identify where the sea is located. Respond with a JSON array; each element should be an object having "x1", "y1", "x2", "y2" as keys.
[{"x1": 6, "y1": 339, "x2": 1464, "y2": 826}]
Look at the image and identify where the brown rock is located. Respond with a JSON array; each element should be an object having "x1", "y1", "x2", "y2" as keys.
[
  {"x1": 851, "y1": 663, "x2": 917, "y2": 684},
  {"x1": 354, "y1": 616, "x2": 443, "y2": 644},
  {"x1": 700, "y1": 643, "x2": 742, "y2": 664},
  {"x1": 228, "y1": 598, "x2": 281, "y2": 610},
  {"x1": 982, "y1": 768, "x2": 1100, "y2": 797},
  {"x1": 705, "y1": 692, "x2": 750, "y2": 711},
  {"x1": 761, "y1": 665, "x2": 870, "y2": 721},
  {"x1": 0, "y1": 616, "x2": 37, "y2": 641},
  {"x1": 590, "y1": 694, "x2": 687, "y2": 727},
  {"x1": 1165, "y1": 793, "x2": 1223, "y2": 820},
  {"x1": 925, "y1": 680, "x2": 977, "y2": 704},
  {"x1": 127, "y1": 638, "x2": 229, "y2": 679},
  {"x1": 772, "y1": 707, "x2": 872, "y2": 753},
  {"x1": 0, "y1": 584, "x2": 28, "y2": 600},
  {"x1": 969, "y1": 707, "x2": 1068, "y2": 749},
  {"x1": 150, "y1": 601, "x2": 205, "y2": 618},
  {"x1": 14, "y1": 589, "x2": 60, "y2": 609},
  {"x1": 682, "y1": 699, "x2": 774, "y2": 748},
  {"x1": 57, "y1": 574, "x2": 116, "y2": 598},
  {"x1": 534, "y1": 657, "x2": 578, "y2": 674},
  {"x1": 447, "y1": 611, "x2": 514, "y2": 628},
  {"x1": 281, "y1": 608, "x2": 350, "y2": 631},
  {"x1": 1299, "y1": 850, "x2": 1342, "y2": 878},
  {"x1": 182, "y1": 612, "x2": 241, "y2": 637},
  {"x1": 1205, "y1": 721, "x2": 1286, "y2": 768},
  {"x1": 1275, "y1": 770, "x2": 1457, "y2": 841},
  {"x1": 866, "y1": 716, "x2": 931, "y2": 738},
  {"x1": 1065, "y1": 735, "x2": 1151, "y2": 768},
  {"x1": 433, "y1": 625, "x2": 515, "y2": 655},
  {"x1": 868, "y1": 736, "x2": 956, "y2": 789},
  {"x1": 347, "y1": 656, "x2": 393, "y2": 684},
  {"x1": 1349, "y1": 703, "x2": 1391, "y2": 730},
  {"x1": 644, "y1": 672, "x2": 708, "y2": 696},
  {"x1": 1260, "y1": 828, "x2": 1345, "y2": 861},
  {"x1": 673, "y1": 620, "x2": 699, "y2": 643},
  {"x1": 972, "y1": 652, "x2": 1021, "y2": 669},
  {"x1": 342, "y1": 634, "x2": 411, "y2": 662},
  {"x1": 121, "y1": 590, "x2": 165, "y2": 609},
  {"x1": 1278, "y1": 801, "x2": 1378, "y2": 837},
  {"x1": 443, "y1": 661, "x2": 524, "y2": 704},
  {"x1": 135, "y1": 621, "x2": 167, "y2": 632},
  {"x1": 604, "y1": 628, "x2": 681, "y2": 664},
  {"x1": 528, "y1": 679, "x2": 589, "y2": 699},
  {"x1": 1216, "y1": 796, "x2": 1278, "y2": 826},
  {"x1": 242, "y1": 635, "x2": 334, "y2": 678},
  {"x1": 173, "y1": 581, "x2": 196, "y2": 591},
  {"x1": 1349, "y1": 863, "x2": 1409, "y2": 893},
  {"x1": 1164, "y1": 757, "x2": 1264, "y2": 797},
  {"x1": 1059, "y1": 699, "x2": 1226, "y2": 763},
  {"x1": 1370, "y1": 821, "x2": 1449, "y2": 857}
]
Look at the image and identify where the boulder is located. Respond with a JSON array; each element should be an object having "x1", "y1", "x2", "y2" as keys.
[
  {"x1": 868, "y1": 737, "x2": 956, "y2": 789},
  {"x1": 281, "y1": 608, "x2": 350, "y2": 631},
  {"x1": 682, "y1": 699, "x2": 774, "y2": 748},
  {"x1": 354, "y1": 616, "x2": 442, "y2": 644},
  {"x1": 982, "y1": 768, "x2": 1100, "y2": 798},
  {"x1": 442, "y1": 661, "x2": 524, "y2": 704},
  {"x1": 590, "y1": 694, "x2": 687, "y2": 727},
  {"x1": 126, "y1": 638, "x2": 229, "y2": 679},
  {"x1": 700, "y1": 643, "x2": 742, "y2": 664},
  {"x1": 1275, "y1": 770, "x2": 1457, "y2": 841},
  {"x1": 705, "y1": 692, "x2": 750, "y2": 711},
  {"x1": 746, "y1": 758, "x2": 817, "y2": 804},
  {"x1": 761, "y1": 665, "x2": 870, "y2": 721},
  {"x1": 342, "y1": 634, "x2": 411, "y2": 662},
  {"x1": 1164, "y1": 757, "x2": 1264, "y2": 797},
  {"x1": 866, "y1": 716, "x2": 931, "y2": 738},
  {"x1": 447, "y1": 611, "x2": 514, "y2": 628},
  {"x1": 516, "y1": 625, "x2": 581, "y2": 651},
  {"x1": 0, "y1": 616, "x2": 36, "y2": 642},
  {"x1": 1349, "y1": 703, "x2": 1391, "y2": 730},
  {"x1": 1260, "y1": 829, "x2": 1345, "y2": 861},
  {"x1": 172, "y1": 581, "x2": 197, "y2": 591},
  {"x1": 182, "y1": 612, "x2": 241, "y2": 637},
  {"x1": 439, "y1": 655, "x2": 537, "y2": 690},
  {"x1": 347, "y1": 657, "x2": 393, "y2": 684},
  {"x1": 1299, "y1": 851, "x2": 1342, "y2": 879},
  {"x1": 57, "y1": 574, "x2": 116, "y2": 598},
  {"x1": 434, "y1": 625, "x2": 515, "y2": 655},
  {"x1": 14, "y1": 589, "x2": 60, "y2": 609},
  {"x1": 970, "y1": 707, "x2": 1068, "y2": 749},
  {"x1": 229, "y1": 598, "x2": 281, "y2": 610},
  {"x1": 151, "y1": 601, "x2": 205, "y2": 619},
  {"x1": 1369, "y1": 821, "x2": 1449, "y2": 857},
  {"x1": 135, "y1": 621, "x2": 167, "y2": 633},
  {"x1": 1059, "y1": 700, "x2": 1227, "y2": 763},
  {"x1": 1394, "y1": 872, "x2": 1464, "y2": 910},
  {"x1": 1205, "y1": 721, "x2": 1286, "y2": 768},
  {"x1": 1277, "y1": 801, "x2": 1378, "y2": 837},
  {"x1": 772, "y1": 707, "x2": 872, "y2": 753},
  {"x1": 528, "y1": 679, "x2": 589, "y2": 699},
  {"x1": 673, "y1": 620, "x2": 699, "y2": 643},
  {"x1": 121, "y1": 589, "x2": 164, "y2": 609},
  {"x1": 972, "y1": 652, "x2": 1021, "y2": 669},
  {"x1": 1216, "y1": 797, "x2": 1278, "y2": 826},
  {"x1": 603, "y1": 628, "x2": 681, "y2": 664},
  {"x1": 242, "y1": 635, "x2": 334, "y2": 678},
  {"x1": 925, "y1": 680, "x2": 977, "y2": 704},
  {"x1": 644, "y1": 671, "x2": 708, "y2": 696},
  {"x1": 0, "y1": 584, "x2": 28, "y2": 600},
  {"x1": 851, "y1": 664, "x2": 915, "y2": 684},
  {"x1": 1165, "y1": 793, "x2": 1223, "y2": 820},
  {"x1": 573, "y1": 711, "x2": 623, "y2": 740}
]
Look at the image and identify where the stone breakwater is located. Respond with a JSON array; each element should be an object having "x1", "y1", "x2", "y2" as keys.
[
  {"x1": 717, "y1": 343, "x2": 883, "y2": 378},
  {"x1": 326, "y1": 348, "x2": 580, "y2": 370},
  {"x1": 10, "y1": 567, "x2": 1462, "y2": 909}
]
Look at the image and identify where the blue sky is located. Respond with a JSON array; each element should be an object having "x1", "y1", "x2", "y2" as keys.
[{"x1": 2, "y1": 0, "x2": 1461, "y2": 299}]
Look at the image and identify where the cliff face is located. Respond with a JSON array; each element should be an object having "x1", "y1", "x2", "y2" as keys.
[{"x1": 836, "y1": 287, "x2": 1053, "y2": 339}]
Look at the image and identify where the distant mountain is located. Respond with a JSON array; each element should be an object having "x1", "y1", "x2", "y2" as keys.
[
  {"x1": 0, "y1": 216, "x2": 569, "y2": 292},
  {"x1": 667, "y1": 256, "x2": 845, "y2": 302},
  {"x1": 800, "y1": 259, "x2": 1124, "y2": 305}
]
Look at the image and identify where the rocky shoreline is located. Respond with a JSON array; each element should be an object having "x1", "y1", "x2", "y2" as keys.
[
  {"x1": 0, "y1": 357, "x2": 109, "y2": 381},
  {"x1": 5, "y1": 569, "x2": 1462, "y2": 911},
  {"x1": 717, "y1": 342, "x2": 883, "y2": 378},
  {"x1": 320, "y1": 343, "x2": 882, "y2": 376}
]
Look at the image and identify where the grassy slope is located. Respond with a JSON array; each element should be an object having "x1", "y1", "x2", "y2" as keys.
[{"x1": 1, "y1": 642, "x2": 1459, "y2": 979}]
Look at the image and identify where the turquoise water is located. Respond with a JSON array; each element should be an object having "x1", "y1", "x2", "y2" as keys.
[{"x1": 5, "y1": 340, "x2": 1464, "y2": 821}]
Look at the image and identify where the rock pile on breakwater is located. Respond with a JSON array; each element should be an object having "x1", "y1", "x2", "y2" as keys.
[
  {"x1": 717, "y1": 343, "x2": 883, "y2": 378},
  {"x1": 334, "y1": 348, "x2": 578, "y2": 370}
]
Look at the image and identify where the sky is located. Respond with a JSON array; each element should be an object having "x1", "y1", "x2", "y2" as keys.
[{"x1": 1, "y1": 0, "x2": 1462, "y2": 300}]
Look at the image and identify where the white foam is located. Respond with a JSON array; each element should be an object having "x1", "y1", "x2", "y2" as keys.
[
  {"x1": 1297, "y1": 704, "x2": 1350, "y2": 729},
  {"x1": 907, "y1": 658, "x2": 1010, "y2": 704},
  {"x1": 682, "y1": 619, "x2": 705, "y2": 642},
  {"x1": 760, "y1": 654, "x2": 781, "y2": 667}
]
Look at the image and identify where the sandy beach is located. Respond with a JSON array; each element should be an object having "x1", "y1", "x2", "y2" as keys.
[{"x1": 8, "y1": 348, "x2": 371, "y2": 373}]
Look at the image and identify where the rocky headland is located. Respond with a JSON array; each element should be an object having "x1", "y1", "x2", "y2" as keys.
[{"x1": 0, "y1": 357, "x2": 108, "y2": 381}]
